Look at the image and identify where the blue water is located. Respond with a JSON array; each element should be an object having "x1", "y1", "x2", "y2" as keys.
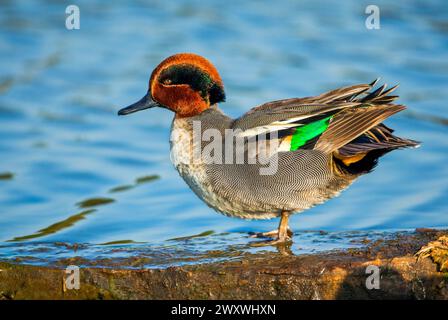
[{"x1": 0, "y1": 0, "x2": 447, "y2": 266}]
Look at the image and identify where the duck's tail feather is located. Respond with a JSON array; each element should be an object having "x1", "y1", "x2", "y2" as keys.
[
  {"x1": 337, "y1": 123, "x2": 420, "y2": 156},
  {"x1": 333, "y1": 123, "x2": 420, "y2": 175}
]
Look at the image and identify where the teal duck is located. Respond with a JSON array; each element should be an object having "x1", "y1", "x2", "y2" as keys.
[{"x1": 118, "y1": 53, "x2": 419, "y2": 244}]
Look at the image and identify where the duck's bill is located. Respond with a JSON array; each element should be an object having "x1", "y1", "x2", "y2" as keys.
[{"x1": 117, "y1": 92, "x2": 159, "y2": 116}]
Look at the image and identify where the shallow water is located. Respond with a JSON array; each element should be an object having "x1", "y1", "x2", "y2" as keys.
[
  {"x1": 0, "y1": 0, "x2": 447, "y2": 266},
  {"x1": 0, "y1": 230, "x2": 404, "y2": 269}
]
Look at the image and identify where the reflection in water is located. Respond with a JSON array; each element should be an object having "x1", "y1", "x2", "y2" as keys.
[
  {"x1": 76, "y1": 197, "x2": 115, "y2": 209},
  {"x1": 109, "y1": 184, "x2": 134, "y2": 193},
  {"x1": 0, "y1": 172, "x2": 14, "y2": 180},
  {"x1": 108, "y1": 174, "x2": 160, "y2": 193},
  {"x1": 99, "y1": 240, "x2": 140, "y2": 245},
  {"x1": 5, "y1": 172, "x2": 161, "y2": 242},
  {"x1": 9, "y1": 209, "x2": 96, "y2": 242},
  {"x1": 168, "y1": 230, "x2": 216, "y2": 241},
  {"x1": 405, "y1": 111, "x2": 448, "y2": 126},
  {"x1": 0, "y1": 230, "x2": 405, "y2": 268},
  {"x1": 135, "y1": 175, "x2": 160, "y2": 185},
  {"x1": 0, "y1": 52, "x2": 61, "y2": 94}
]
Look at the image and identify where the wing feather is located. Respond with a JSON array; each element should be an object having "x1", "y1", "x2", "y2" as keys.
[
  {"x1": 231, "y1": 79, "x2": 410, "y2": 155},
  {"x1": 314, "y1": 105, "x2": 406, "y2": 153}
]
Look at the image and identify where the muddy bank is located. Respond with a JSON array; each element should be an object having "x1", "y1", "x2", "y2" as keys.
[{"x1": 0, "y1": 229, "x2": 447, "y2": 300}]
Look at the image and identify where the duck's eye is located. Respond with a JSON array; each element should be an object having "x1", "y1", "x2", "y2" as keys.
[{"x1": 163, "y1": 79, "x2": 172, "y2": 85}]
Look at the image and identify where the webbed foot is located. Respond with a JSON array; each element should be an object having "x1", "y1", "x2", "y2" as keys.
[{"x1": 249, "y1": 211, "x2": 293, "y2": 244}]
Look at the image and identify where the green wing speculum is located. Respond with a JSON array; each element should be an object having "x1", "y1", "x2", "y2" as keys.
[{"x1": 290, "y1": 116, "x2": 332, "y2": 151}]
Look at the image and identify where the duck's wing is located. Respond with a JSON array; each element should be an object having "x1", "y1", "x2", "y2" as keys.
[
  {"x1": 313, "y1": 104, "x2": 405, "y2": 154},
  {"x1": 231, "y1": 83, "x2": 370, "y2": 137},
  {"x1": 231, "y1": 79, "x2": 417, "y2": 155}
]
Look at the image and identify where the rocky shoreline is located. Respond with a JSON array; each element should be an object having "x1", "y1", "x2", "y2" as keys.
[{"x1": 0, "y1": 229, "x2": 447, "y2": 300}]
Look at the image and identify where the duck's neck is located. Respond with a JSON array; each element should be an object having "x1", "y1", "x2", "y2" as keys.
[
  {"x1": 174, "y1": 103, "x2": 222, "y2": 119},
  {"x1": 170, "y1": 106, "x2": 232, "y2": 167}
]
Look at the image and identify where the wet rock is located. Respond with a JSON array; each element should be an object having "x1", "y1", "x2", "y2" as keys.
[
  {"x1": 416, "y1": 235, "x2": 448, "y2": 272},
  {"x1": 0, "y1": 229, "x2": 447, "y2": 300}
]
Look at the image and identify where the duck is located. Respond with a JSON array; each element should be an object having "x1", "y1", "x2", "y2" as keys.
[{"x1": 118, "y1": 53, "x2": 419, "y2": 244}]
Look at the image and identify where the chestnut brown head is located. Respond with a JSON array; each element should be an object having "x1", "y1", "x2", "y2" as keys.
[{"x1": 118, "y1": 53, "x2": 225, "y2": 118}]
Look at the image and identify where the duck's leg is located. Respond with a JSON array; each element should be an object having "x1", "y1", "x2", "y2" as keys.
[
  {"x1": 250, "y1": 211, "x2": 293, "y2": 242},
  {"x1": 277, "y1": 211, "x2": 292, "y2": 242}
]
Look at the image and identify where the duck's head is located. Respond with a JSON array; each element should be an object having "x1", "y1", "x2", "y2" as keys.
[{"x1": 118, "y1": 53, "x2": 225, "y2": 118}]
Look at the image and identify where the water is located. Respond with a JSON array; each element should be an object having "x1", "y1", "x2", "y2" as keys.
[
  {"x1": 0, "y1": 0, "x2": 447, "y2": 267},
  {"x1": 0, "y1": 230, "x2": 403, "y2": 269}
]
